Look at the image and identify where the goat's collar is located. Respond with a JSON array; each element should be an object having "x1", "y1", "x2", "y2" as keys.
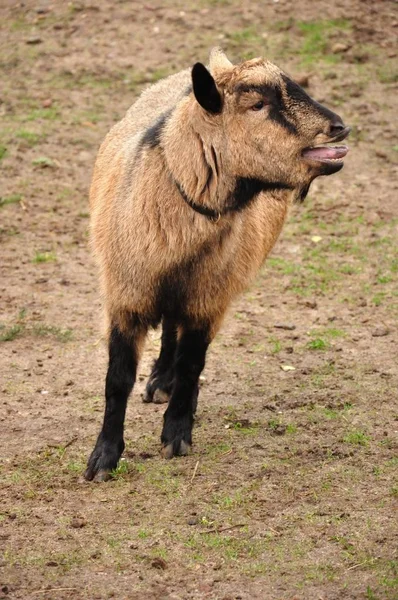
[
  {"x1": 174, "y1": 179, "x2": 222, "y2": 222},
  {"x1": 174, "y1": 176, "x2": 294, "y2": 223}
]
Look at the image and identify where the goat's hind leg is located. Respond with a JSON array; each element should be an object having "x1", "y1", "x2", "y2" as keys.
[
  {"x1": 85, "y1": 316, "x2": 147, "y2": 482},
  {"x1": 161, "y1": 325, "x2": 210, "y2": 458},
  {"x1": 144, "y1": 318, "x2": 177, "y2": 405}
]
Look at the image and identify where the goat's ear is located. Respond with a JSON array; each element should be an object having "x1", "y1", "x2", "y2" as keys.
[{"x1": 192, "y1": 63, "x2": 222, "y2": 114}]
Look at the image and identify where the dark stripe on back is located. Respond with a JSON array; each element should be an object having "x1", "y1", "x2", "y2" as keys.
[
  {"x1": 140, "y1": 110, "x2": 172, "y2": 149},
  {"x1": 139, "y1": 84, "x2": 192, "y2": 151}
]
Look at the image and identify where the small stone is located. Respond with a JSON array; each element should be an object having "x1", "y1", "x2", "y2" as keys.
[
  {"x1": 375, "y1": 150, "x2": 388, "y2": 159},
  {"x1": 26, "y1": 36, "x2": 43, "y2": 45},
  {"x1": 187, "y1": 517, "x2": 199, "y2": 526},
  {"x1": 331, "y1": 42, "x2": 350, "y2": 54},
  {"x1": 70, "y1": 517, "x2": 86, "y2": 529},
  {"x1": 304, "y1": 299, "x2": 317, "y2": 309},
  {"x1": 371, "y1": 327, "x2": 390, "y2": 337},
  {"x1": 198, "y1": 583, "x2": 213, "y2": 594},
  {"x1": 77, "y1": 150, "x2": 92, "y2": 163},
  {"x1": 42, "y1": 98, "x2": 52, "y2": 108},
  {"x1": 270, "y1": 423, "x2": 287, "y2": 436},
  {"x1": 151, "y1": 557, "x2": 167, "y2": 570},
  {"x1": 274, "y1": 323, "x2": 296, "y2": 330}
]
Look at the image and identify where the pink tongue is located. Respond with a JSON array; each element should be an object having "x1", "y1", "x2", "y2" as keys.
[{"x1": 303, "y1": 145, "x2": 348, "y2": 160}]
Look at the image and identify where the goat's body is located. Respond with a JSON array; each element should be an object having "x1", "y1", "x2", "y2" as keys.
[
  {"x1": 90, "y1": 70, "x2": 291, "y2": 334},
  {"x1": 85, "y1": 49, "x2": 349, "y2": 480}
]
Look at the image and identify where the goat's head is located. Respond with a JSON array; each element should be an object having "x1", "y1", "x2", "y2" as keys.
[{"x1": 191, "y1": 48, "x2": 350, "y2": 200}]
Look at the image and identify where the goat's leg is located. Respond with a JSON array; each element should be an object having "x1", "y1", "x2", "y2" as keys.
[
  {"x1": 144, "y1": 318, "x2": 177, "y2": 404},
  {"x1": 85, "y1": 319, "x2": 147, "y2": 481},
  {"x1": 161, "y1": 325, "x2": 210, "y2": 458}
]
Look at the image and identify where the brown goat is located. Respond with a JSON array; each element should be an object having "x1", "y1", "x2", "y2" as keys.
[{"x1": 85, "y1": 48, "x2": 350, "y2": 481}]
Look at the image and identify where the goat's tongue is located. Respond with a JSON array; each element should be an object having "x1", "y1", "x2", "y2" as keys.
[{"x1": 303, "y1": 145, "x2": 348, "y2": 161}]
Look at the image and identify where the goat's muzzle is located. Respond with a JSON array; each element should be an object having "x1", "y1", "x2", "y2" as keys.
[{"x1": 301, "y1": 125, "x2": 351, "y2": 175}]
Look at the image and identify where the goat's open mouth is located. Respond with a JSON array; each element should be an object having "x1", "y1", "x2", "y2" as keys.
[
  {"x1": 302, "y1": 126, "x2": 351, "y2": 165},
  {"x1": 302, "y1": 144, "x2": 349, "y2": 163}
]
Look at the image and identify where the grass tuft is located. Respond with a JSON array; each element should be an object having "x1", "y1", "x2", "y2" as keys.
[
  {"x1": 307, "y1": 338, "x2": 329, "y2": 351},
  {"x1": 343, "y1": 430, "x2": 370, "y2": 446},
  {"x1": 32, "y1": 251, "x2": 57, "y2": 263},
  {"x1": 0, "y1": 324, "x2": 23, "y2": 342},
  {"x1": 0, "y1": 194, "x2": 22, "y2": 208}
]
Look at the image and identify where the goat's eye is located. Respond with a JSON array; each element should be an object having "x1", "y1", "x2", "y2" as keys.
[{"x1": 252, "y1": 100, "x2": 265, "y2": 111}]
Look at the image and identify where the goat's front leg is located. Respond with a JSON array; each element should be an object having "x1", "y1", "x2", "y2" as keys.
[
  {"x1": 85, "y1": 319, "x2": 147, "y2": 481},
  {"x1": 161, "y1": 325, "x2": 210, "y2": 458}
]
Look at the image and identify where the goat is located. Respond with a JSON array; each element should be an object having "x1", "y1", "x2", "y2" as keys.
[{"x1": 85, "y1": 48, "x2": 350, "y2": 481}]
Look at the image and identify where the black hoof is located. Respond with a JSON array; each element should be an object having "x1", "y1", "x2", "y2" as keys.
[
  {"x1": 161, "y1": 412, "x2": 193, "y2": 459},
  {"x1": 162, "y1": 439, "x2": 191, "y2": 459},
  {"x1": 84, "y1": 437, "x2": 124, "y2": 482},
  {"x1": 144, "y1": 370, "x2": 173, "y2": 404}
]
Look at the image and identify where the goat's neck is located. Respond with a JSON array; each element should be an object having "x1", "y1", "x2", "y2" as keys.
[{"x1": 163, "y1": 102, "x2": 233, "y2": 212}]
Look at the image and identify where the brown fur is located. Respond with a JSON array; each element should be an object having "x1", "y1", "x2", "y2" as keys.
[
  {"x1": 85, "y1": 48, "x2": 350, "y2": 476},
  {"x1": 90, "y1": 48, "x2": 344, "y2": 340}
]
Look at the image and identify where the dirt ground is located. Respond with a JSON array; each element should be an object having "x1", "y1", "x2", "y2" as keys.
[{"x1": 1, "y1": 1, "x2": 397, "y2": 598}]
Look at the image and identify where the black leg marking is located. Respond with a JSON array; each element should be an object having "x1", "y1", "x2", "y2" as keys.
[
  {"x1": 161, "y1": 327, "x2": 209, "y2": 458},
  {"x1": 144, "y1": 318, "x2": 178, "y2": 404},
  {"x1": 85, "y1": 320, "x2": 146, "y2": 482}
]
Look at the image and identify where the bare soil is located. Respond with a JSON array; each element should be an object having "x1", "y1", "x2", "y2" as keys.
[{"x1": 1, "y1": 1, "x2": 397, "y2": 599}]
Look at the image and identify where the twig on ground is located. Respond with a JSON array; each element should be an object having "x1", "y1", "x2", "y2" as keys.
[
  {"x1": 200, "y1": 523, "x2": 246, "y2": 535},
  {"x1": 219, "y1": 449, "x2": 233, "y2": 458},
  {"x1": 346, "y1": 560, "x2": 374, "y2": 571},
  {"x1": 31, "y1": 589, "x2": 79, "y2": 595},
  {"x1": 189, "y1": 460, "x2": 200, "y2": 484}
]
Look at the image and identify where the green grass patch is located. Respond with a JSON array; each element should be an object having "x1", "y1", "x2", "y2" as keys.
[
  {"x1": 307, "y1": 338, "x2": 329, "y2": 351},
  {"x1": 32, "y1": 324, "x2": 73, "y2": 342},
  {"x1": 372, "y1": 292, "x2": 386, "y2": 307},
  {"x1": 19, "y1": 106, "x2": 60, "y2": 122},
  {"x1": 377, "y1": 65, "x2": 398, "y2": 84},
  {"x1": 343, "y1": 430, "x2": 370, "y2": 446},
  {"x1": 297, "y1": 19, "x2": 352, "y2": 65},
  {"x1": 306, "y1": 328, "x2": 345, "y2": 351},
  {"x1": 110, "y1": 460, "x2": 130, "y2": 480},
  {"x1": 0, "y1": 324, "x2": 23, "y2": 342},
  {"x1": 266, "y1": 257, "x2": 298, "y2": 275},
  {"x1": 0, "y1": 194, "x2": 22, "y2": 208},
  {"x1": 0, "y1": 145, "x2": 8, "y2": 160},
  {"x1": 32, "y1": 251, "x2": 57, "y2": 263},
  {"x1": 227, "y1": 26, "x2": 264, "y2": 60},
  {"x1": 16, "y1": 130, "x2": 44, "y2": 146},
  {"x1": 32, "y1": 156, "x2": 57, "y2": 168},
  {"x1": 269, "y1": 336, "x2": 282, "y2": 354}
]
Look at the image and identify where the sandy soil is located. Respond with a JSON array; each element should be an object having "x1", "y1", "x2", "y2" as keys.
[{"x1": 0, "y1": 1, "x2": 397, "y2": 598}]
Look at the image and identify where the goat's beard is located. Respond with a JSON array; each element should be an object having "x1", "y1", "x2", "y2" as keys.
[{"x1": 294, "y1": 182, "x2": 311, "y2": 204}]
